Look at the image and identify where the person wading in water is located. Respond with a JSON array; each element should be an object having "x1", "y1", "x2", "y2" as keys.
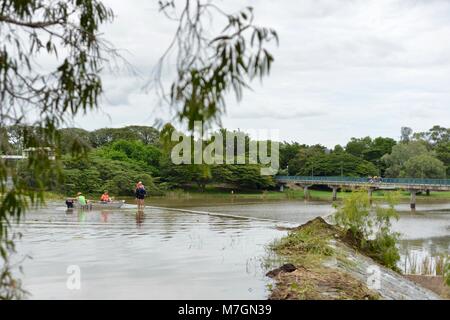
[{"x1": 135, "y1": 181, "x2": 147, "y2": 210}]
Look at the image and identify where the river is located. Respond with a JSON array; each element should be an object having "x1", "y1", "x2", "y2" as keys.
[{"x1": 9, "y1": 198, "x2": 450, "y2": 299}]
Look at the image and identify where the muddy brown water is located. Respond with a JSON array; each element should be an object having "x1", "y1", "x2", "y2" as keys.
[
  {"x1": 10, "y1": 198, "x2": 450, "y2": 299},
  {"x1": 174, "y1": 199, "x2": 450, "y2": 275}
]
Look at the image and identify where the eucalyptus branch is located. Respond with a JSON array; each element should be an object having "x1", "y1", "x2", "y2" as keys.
[{"x1": 0, "y1": 15, "x2": 63, "y2": 28}]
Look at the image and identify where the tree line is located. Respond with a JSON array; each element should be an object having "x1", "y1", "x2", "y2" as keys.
[
  {"x1": 1, "y1": 125, "x2": 449, "y2": 197},
  {"x1": 281, "y1": 126, "x2": 449, "y2": 179}
]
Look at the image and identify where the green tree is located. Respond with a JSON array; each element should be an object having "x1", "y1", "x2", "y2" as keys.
[
  {"x1": 89, "y1": 126, "x2": 160, "y2": 148},
  {"x1": 333, "y1": 144, "x2": 345, "y2": 153},
  {"x1": 280, "y1": 142, "x2": 304, "y2": 169},
  {"x1": 212, "y1": 164, "x2": 274, "y2": 190},
  {"x1": 97, "y1": 139, "x2": 162, "y2": 175},
  {"x1": 365, "y1": 137, "x2": 396, "y2": 161},
  {"x1": 1, "y1": 0, "x2": 277, "y2": 298},
  {"x1": 295, "y1": 152, "x2": 378, "y2": 177},
  {"x1": 344, "y1": 136, "x2": 396, "y2": 175},
  {"x1": 364, "y1": 137, "x2": 397, "y2": 175},
  {"x1": 402, "y1": 154, "x2": 446, "y2": 179},
  {"x1": 414, "y1": 126, "x2": 450, "y2": 176},
  {"x1": 62, "y1": 154, "x2": 161, "y2": 196},
  {"x1": 287, "y1": 145, "x2": 326, "y2": 175},
  {"x1": 382, "y1": 141, "x2": 429, "y2": 177},
  {"x1": 160, "y1": 161, "x2": 212, "y2": 192},
  {"x1": 121, "y1": 126, "x2": 160, "y2": 145},
  {"x1": 103, "y1": 173, "x2": 159, "y2": 197},
  {"x1": 345, "y1": 137, "x2": 372, "y2": 158},
  {"x1": 334, "y1": 191, "x2": 400, "y2": 269},
  {"x1": 414, "y1": 125, "x2": 450, "y2": 147},
  {"x1": 435, "y1": 142, "x2": 450, "y2": 176}
]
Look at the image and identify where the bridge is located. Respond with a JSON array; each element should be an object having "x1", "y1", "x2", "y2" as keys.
[
  {"x1": 275, "y1": 176, "x2": 450, "y2": 209},
  {"x1": 0, "y1": 148, "x2": 56, "y2": 161},
  {"x1": 1, "y1": 148, "x2": 55, "y2": 189}
]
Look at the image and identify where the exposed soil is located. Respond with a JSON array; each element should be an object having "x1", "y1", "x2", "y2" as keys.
[
  {"x1": 268, "y1": 264, "x2": 379, "y2": 300},
  {"x1": 290, "y1": 216, "x2": 336, "y2": 233},
  {"x1": 268, "y1": 217, "x2": 379, "y2": 300},
  {"x1": 267, "y1": 217, "x2": 443, "y2": 300},
  {"x1": 266, "y1": 263, "x2": 297, "y2": 278}
]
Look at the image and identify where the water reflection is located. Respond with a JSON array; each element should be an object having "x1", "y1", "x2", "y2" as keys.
[
  {"x1": 101, "y1": 211, "x2": 109, "y2": 223},
  {"x1": 178, "y1": 199, "x2": 450, "y2": 276},
  {"x1": 14, "y1": 205, "x2": 285, "y2": 299},
  {"x1": 78, "y1": 211, "x2": 86, "y2": 222},
  {"x1": 12, "y1": 198, "x2": 450, "y2": 299},
  {"x1": 182, "y1": 201, "x2": 335, "y2": 224},
  {"x1": 398, "y1": 237, "x2": 450, "y2": 274},
  {"x1": 135, "y1": 210, "x2": 145, "y2": 226}
]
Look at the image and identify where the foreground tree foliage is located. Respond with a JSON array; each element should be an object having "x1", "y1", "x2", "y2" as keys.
[
  {"x1": 0, "y1": 0, "x2": 278, "y2": 299},
  {"x1": 1, "y1": 0, "x2": 449, "y2": 300},
  {"x1": 154, "y1": 1, "x2": 278, "y2": 130},
  {"x1": 0, "y1": 0, "x2": 115, "y2": 299}
]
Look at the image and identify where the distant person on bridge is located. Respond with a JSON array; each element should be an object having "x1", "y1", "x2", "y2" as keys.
[{"x1": 368, "y1": 176, "x2": 382, "y2": 183}]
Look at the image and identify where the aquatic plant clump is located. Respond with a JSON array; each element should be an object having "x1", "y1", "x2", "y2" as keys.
[
  {"x1": 445, "y1": 258, "x2": 450, "y2": 287},
  {"x1": 333, "y1": 190, "x2": 401, "y2": 270}
]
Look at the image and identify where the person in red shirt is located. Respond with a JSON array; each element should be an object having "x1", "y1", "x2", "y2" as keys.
[{"x1": 100, "y1": 191, "x2": 111, "y2": 203}]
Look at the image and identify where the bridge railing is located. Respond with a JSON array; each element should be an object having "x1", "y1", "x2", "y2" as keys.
[{"x1": 275, "y1": 176, "x2": 450, "y2": 186}]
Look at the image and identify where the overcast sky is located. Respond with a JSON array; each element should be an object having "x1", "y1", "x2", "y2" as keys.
[{"x1": 72, "y1": 0, "x2": 450, "y2": 147}]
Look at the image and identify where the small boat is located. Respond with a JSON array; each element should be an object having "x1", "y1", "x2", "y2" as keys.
[{"x1": 69, "y1": 200, "x2": 126, "y2": 210}]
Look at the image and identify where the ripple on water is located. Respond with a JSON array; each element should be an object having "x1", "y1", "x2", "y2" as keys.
[
  {"x1": 13, "y1": 205, "x2": 287, "y2": 300},
  {"x1": 12, "y1": 199, "x2": 450, "y2": 299}
]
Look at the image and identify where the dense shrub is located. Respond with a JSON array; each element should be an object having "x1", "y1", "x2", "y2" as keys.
[
  {"x1": 334, "y1": 191, "x2": 400, "y2": 269},
  {"x1": 61, "y1": 154, "x2": 162, "y2": 196}
]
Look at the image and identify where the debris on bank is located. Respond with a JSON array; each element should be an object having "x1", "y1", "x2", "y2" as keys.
[{"x1": 267, "y1": 217, "x2": 443, "y2": 300}]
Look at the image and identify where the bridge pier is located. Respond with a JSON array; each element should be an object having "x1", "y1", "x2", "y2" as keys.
[
  {"x1": 410, "y1": 190, "x2": 417, "y2": 210},
  {"x1": 279, "y1": 184, "x2": 284, "y2": 192},
  {"x1": 274, "y1": 177, "x2": 450, "y2": 204},
  {"x1": 331, "y1": 187, "x2": 338, "y2": 201}
]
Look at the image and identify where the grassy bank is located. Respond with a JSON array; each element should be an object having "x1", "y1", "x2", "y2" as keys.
[
  {"x1": 43, "y1": 186, "x2": 450, "y2": 204},
  {"x1": 267, "y1": 217, "x2": 380, "y2": 300},
  {"x1": 267, "y1": 216, "x2": 446, "y2": 300},
  {"x1": 153, "y1": 187, "x2": 450, "y2": 202}
]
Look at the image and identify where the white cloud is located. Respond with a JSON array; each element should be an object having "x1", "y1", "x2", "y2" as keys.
[{"x1": 71, "y1": 0, "x2": 450, "y2": 146}]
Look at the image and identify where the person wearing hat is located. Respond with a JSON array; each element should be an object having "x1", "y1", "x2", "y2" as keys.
[{"x1": 77, "y1": 192, "x2": 87, "y2": 207}]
